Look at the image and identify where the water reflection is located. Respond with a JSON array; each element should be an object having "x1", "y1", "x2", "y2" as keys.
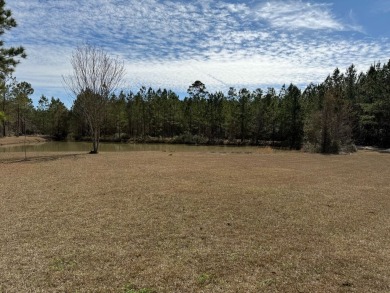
[{"x1": 0, "y1": 141, "x2": 263, "y2": 153}]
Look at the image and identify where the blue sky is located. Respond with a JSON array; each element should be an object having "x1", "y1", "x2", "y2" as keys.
[{"x1": 4, "y1": 0, "x2": 390, "y2": 106}]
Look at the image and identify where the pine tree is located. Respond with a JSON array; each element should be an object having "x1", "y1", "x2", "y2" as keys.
[
  {"x1": 0, "y1": 0, "x2": 26, "y2": 136},
  {"x1": 0, "y1": 0, "x2": 26, "y2": 78}
]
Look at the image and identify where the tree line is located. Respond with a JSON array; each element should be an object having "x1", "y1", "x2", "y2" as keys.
[
  {"x1": 72, "y1": 61, "x2": 390, "y2": 152},
  {"x1": 2, "y1": 60, "x2": 390, "y2": 153}
]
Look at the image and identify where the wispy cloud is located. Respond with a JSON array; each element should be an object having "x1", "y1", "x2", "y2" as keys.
[
  {"x1": 372, "y1": 0, "x2": 390, "y2": 13},
  {"x1": 4, "y1": 0, "x2": 390, "y2": 104},
  {"x1": 253, "y1": 1, "x2": 345, "y2": 31}
]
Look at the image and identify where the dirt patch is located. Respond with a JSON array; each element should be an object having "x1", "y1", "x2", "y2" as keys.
[
  {"x1": 0, "y1": 135, "x2": 49, "y2": 147},
  {"x1": 0, "y1": 151, "x2": 389, "y2": 292}
]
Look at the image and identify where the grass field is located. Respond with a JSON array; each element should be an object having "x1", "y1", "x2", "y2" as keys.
[{"x1": 0, "y1": 149, "x2": 389, "y2": 292}]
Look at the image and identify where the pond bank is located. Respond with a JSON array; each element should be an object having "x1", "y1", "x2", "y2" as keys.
[{"x1": 0, "y1": 135, "x2": 50, "y2": 146}]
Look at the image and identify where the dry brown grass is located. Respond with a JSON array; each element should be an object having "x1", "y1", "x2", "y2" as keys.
[{"x1": 0, "y1": 150, "x2": 389, "y2": 292}]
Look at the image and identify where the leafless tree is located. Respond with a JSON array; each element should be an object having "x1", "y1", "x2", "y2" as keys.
[{"x1": 63, "y1": 45, "x2": 125, "y2": 153}]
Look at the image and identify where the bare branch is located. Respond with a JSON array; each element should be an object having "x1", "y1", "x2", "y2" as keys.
[{"x1": 62, "y1": 45, "x2": 125, "y2": 153}]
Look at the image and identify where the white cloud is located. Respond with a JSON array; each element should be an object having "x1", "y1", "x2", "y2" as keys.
[
  {"x1": 253, "y1": 1, "x2": 347, "y2": 31},
  {"x1": 3, "y1": 0, "x2": 390, "y2": 106},
  {"x1": 123, "y1": 37, "x2": 390, "y2": 94}
]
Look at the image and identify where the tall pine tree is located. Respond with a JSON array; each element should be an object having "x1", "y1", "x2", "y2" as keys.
[
  {"x1": 0, "y1": 0, "x2": 26, "y2": 78},
  {"x1": 1, "y1": 0, "x2": 26, "y2": 136}
]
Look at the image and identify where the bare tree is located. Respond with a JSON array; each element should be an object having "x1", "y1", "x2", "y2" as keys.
[{"x1": 63, "y1": 45, "x2": 125, "y2": 153}]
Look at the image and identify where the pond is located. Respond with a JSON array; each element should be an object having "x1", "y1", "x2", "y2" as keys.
[{"x1": 0, "y1": 141, "x2": 264, "y2": 153}]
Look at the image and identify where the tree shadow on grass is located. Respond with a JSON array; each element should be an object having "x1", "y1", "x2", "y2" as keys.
[{"x1": 0, "y1": 153, "x2": 85, "y2": 164}]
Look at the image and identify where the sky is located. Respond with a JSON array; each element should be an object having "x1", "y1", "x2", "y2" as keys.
[{"x1": 4, "y1": 0, "x2": 390, "y2": 106}]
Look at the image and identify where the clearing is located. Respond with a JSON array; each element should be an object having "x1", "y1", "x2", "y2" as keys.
[{"x1": 0, "y1": 150, "x2": 389, "y2": 292}]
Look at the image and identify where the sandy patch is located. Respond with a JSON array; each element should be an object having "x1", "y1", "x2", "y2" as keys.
[{"x1": 0, "y1": 135, "x2": 49, "y2": 147}]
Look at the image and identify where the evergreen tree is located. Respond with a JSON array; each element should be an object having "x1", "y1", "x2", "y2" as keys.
[
  {"x1": 0, "y1": 0, "x2": 26, "y2": 79},
  {"x1": 223, "y1": 87, "x2": 239, "y2": 140},
  {"x1": 48, "y1": 98, "x2": 69, "y2": 139},
  {"x1": 0, "y1": 73, "x2": 15, "y2": 136},
  {"x1": 187, "y1": 81, "x2": 208, "y2": 136},
  {"x1": 262, "y1": 87, "x2": 279, "y2": 145},
  {"x1": 12, "y1": 81, "x2": 34, "y2": 135},
  {"x1": 304, "y1": 69, "x2": 353, "y2": 153},
  {"x1": 281, "y1": 84, "x2": 304, "y2": 149},
  {"x1": 35, "y1": 95, "x2": 50, "y2": 134},
  {"x1": 0, "y1": 1, "x2": 26, "y2": 136},
  {"x1": 206, "y1": 91, "x2": 224, "y2": 140},
  {"x1": 238, "y1": 88, "x2": 252, "y2": 142},
  {"x1": 251, "y1": 88, "x2": 264, "y2": 144}
]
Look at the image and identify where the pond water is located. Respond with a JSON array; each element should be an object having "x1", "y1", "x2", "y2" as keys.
[{"x1": 0, "y1": 141, "x2": 263, "y2": 153}]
